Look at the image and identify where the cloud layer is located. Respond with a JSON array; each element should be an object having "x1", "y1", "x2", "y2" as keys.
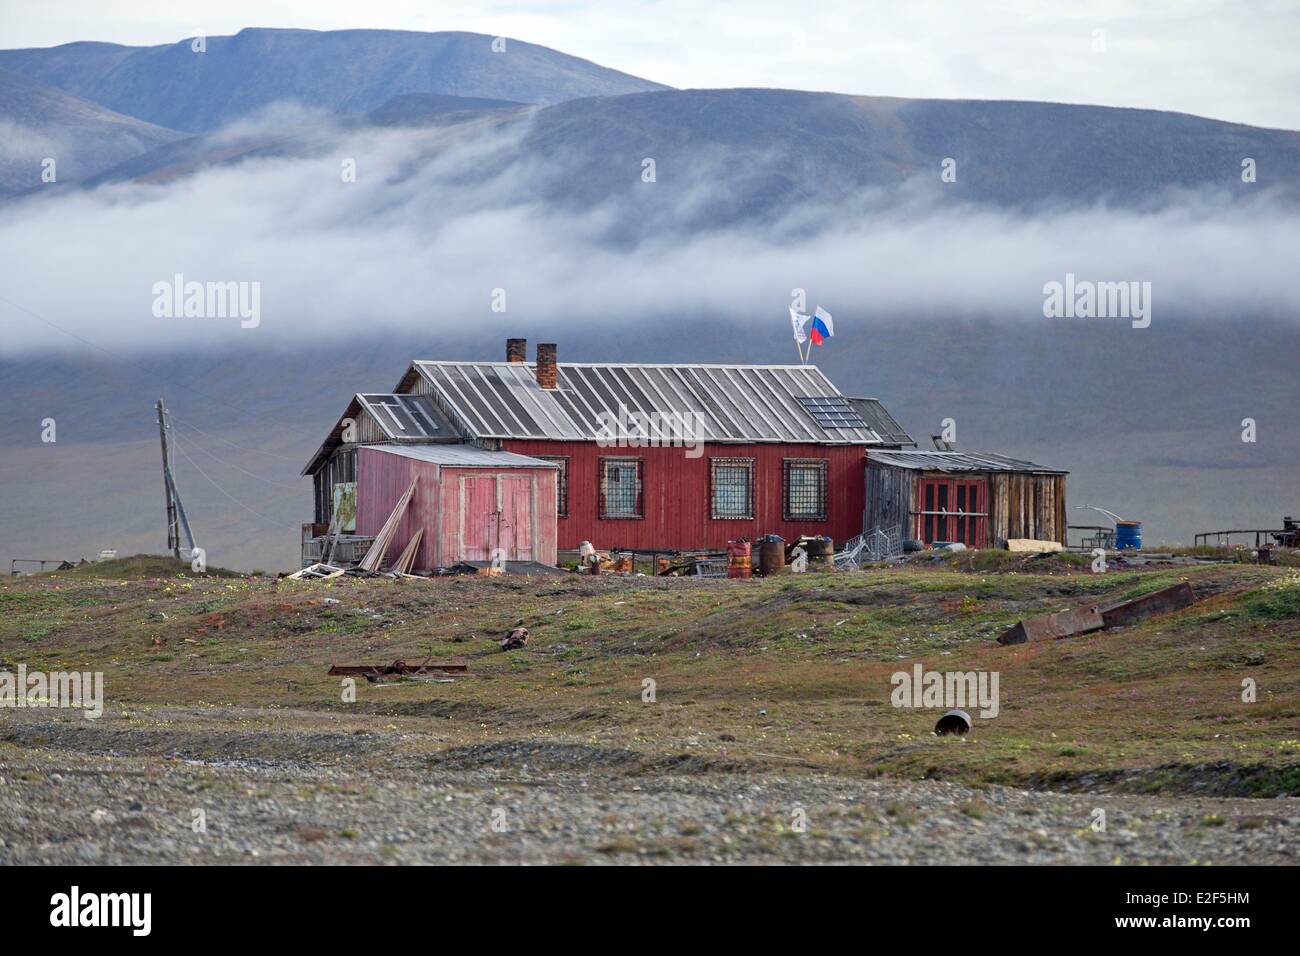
[{"x1": 2, "y1": 106, "x2": 1297, "y2": 355}]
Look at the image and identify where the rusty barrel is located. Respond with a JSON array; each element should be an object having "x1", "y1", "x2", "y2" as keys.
[
  {"x1": 806, "y1": 536, "x2": 835, "y2": 570},
  {"x1": 727, "y1": 539, "x2": 753, "y2": 578},
  {"x1": 758, "y1": 535, "x2": 785, "y2": 576}
]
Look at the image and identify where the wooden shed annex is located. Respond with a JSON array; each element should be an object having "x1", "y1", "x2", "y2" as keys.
[{"x1": 864, "y1": 451, "x2": 1068, "y2": 549}]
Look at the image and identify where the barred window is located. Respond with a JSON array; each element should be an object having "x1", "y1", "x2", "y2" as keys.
[
  {"x1": 599, "y1": 457, "x2": 643, "y2": 519},
  {"x1": 783, "y1": 458, "x2": 828, "y2": 520},
  {"x1": 710, "y1": 458, "x2": 754, "y2": 519},
  {"x1": 538, "y1": 456, "x2": 569, "y2": 517}
]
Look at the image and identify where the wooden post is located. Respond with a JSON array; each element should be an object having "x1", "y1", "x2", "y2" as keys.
[
  {"x1": 156, "y1": 399, "x2": 179, "y2": 558},
  {"x1": 156, "y1": 399, "x2": 197, "y2": 558}
]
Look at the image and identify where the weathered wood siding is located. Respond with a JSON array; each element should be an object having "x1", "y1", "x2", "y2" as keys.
[
  {"x1": 312, "y1": 405, "x2": 397, "y2": 522},
  {"x1": 989, "y1": 472, "x2": 1067, "y2": 545},
  {"x1": 863, "y1": 460, "x2": 913, "y2": 536},
  {"x1": 865, "y1": 462, "x2": 1067, "y2": 547},
  {"x1": 356, "y1": 448, "x2": 559, "y2": 569},
  {"x1": 437, "y1": 467, "x2": 558, "y2": 566}
]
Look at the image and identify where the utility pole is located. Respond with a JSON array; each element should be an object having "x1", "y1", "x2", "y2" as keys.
[{"x1": 156, "y1": 399, "x2": 197, "y2": 559}]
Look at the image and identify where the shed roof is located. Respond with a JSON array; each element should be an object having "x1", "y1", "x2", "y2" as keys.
[
  {"x1": 364, "y1": 443, "x2": 559, "y2": 468},
  {"x1": 301, "y1": 393, "x2": 458, "y2": 475},
  {"x1": 356, "y1": 393, "x2": 452, "y2": 440},
  {"x1": 846, "y1": 397, "x2": 914, "y2": 446},
  {"x1": 867, "y1": 450, "x2": 1067, "y2": 475},
  {"x1": 407, "y1": 361, "x2": 893, "y2": 445}
]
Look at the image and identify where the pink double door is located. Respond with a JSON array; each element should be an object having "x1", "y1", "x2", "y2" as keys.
[{"x1": 459, "y1": 474, "x2": 536, "y2": 562}]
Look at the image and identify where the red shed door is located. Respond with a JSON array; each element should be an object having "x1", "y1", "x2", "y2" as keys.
[
  {"x1": 498, "y1": 475, "x2": 535, "y2": 561},
  {"x1": 458, "y1": 474, "x2": 536, "y2": 562},
  {"x1": 918, "y1": 478, "x2": 988, "y2": 548},
  {"x1": 460, "y1": 476, "x2": 499, "y2": 561}
]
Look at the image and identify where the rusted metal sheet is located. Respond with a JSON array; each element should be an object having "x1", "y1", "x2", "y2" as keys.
[
  {"x1": 998, "y1": 582, "x2": 1199, "y2": 646},
  {"x1": 328, "y1": 660, "x2": 466, "y2": 683},
  {"x1": 998, "y1": 605, "x2": 1105, "y2": 644},
  {"x1": 1099, "y1": 582, "x2": 1197, "y2": 628}
]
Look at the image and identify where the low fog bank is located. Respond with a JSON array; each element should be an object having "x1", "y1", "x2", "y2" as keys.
[{"x1": 1, "y1": 105, "x2": 1297, "y2": 356}]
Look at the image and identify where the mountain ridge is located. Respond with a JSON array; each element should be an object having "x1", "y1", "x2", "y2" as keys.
[{"x1": 0, "y1": 27, "x2": 670, "y2": 133}]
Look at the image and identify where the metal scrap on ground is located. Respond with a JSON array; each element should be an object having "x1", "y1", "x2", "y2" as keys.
[
  {"x1": 997, "y1": 582, "x2": 1198, "y2": 645},
  {"x1": 327, "y1": 659, "x2": 467, "y2": 683}
]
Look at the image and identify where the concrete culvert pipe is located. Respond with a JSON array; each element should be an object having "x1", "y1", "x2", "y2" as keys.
[{"x1": 934, "y1": 709, "x2": 972, "y2": 736}]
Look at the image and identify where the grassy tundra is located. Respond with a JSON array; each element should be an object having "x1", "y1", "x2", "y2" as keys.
[{"x1": 1, "y1": 554, "x2": 1297, "y2": 863}]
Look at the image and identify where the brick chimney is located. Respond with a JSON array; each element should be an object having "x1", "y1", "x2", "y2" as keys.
[
  {"x1": 506, "y1": 337, "x2": 527, "y2": 363},
  {"x1": 536, "y1": 343, "x2": 558, "y2": 389}
]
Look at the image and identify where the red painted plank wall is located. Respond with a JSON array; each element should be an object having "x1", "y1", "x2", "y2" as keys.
[
  {"x1": 356, "y1": 447, "x2": 441, "y2": 569},
  {"x1": 438, "y1": 467, "x2": 558, "y2": 566},
  {"x1": 357, "y1": 448, "x2": 559, "y2": 568},
  {"x1": 502, "y1": 440, "x2": 867, "y2": 552}
]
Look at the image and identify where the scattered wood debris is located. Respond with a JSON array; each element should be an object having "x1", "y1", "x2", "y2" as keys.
[
  {"x1": 357, "y1": 475, "x2": 418, "y2": 572},
  {"x1": 288, "y1": 563, "x2": 345, "y2": 580},
  {"x1": 390, "y1": 528, "x2": 424, "y2": 576}
]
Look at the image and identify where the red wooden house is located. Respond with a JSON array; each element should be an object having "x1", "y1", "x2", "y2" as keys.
[{"x1": 302, "y1": 338, "x2": 917, "y2": 569}]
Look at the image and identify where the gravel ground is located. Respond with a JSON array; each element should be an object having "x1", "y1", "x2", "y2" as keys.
[{"x1": 2, "y1": 737, "x2": 1296, "y2": 865}]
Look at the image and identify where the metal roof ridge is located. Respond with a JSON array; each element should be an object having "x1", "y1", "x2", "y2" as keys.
[{"x1": 413, "y1": 359, "x2": 823, "y2": 371}]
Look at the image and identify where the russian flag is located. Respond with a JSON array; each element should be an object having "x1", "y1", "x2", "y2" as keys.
[{"x1": 809, "y1": 306, "x2": 834, "y2": 345}]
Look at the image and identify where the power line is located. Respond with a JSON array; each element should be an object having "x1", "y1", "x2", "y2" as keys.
[
  {"x1": 174, "y1": 424, "x2": 303, "y2": 488},
  {"x1": 170, "y1": 414, "x2": 308, "y2": 463},
  {"x1": 172, "y1": 433, "x2": 301, "y2": 531}
]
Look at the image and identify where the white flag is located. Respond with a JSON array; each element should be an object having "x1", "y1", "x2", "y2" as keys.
[{"x1": 790, "y1": 306, "x2": 810, "y2": 344}]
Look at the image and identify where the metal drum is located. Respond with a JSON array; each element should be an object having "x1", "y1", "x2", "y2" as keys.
[
  {"x1": 1114, "y1": 521, "x2": 1142, "y2": 551},
  {"x1": 806, "y1": 536, "x2": 835, "y2": 570},
  {"x1": 758, "y1": 535, "x2": 785, "y2": 576},
  {"x1": 727, "y1": 539, "x2": 753, "y2": 578}
]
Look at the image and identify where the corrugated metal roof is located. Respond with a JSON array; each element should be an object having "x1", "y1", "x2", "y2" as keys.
[
  {"x1": 411, "y1": 362, "x2": 890, "y2": 444},
  {"x1": 847, "y1": 397, "x2": 914, "y2": 446},
  {"x1": 366, "y1": 443, "x2": 559, "y2": 468},
  {"x1": 301, "y1": 393, "x2": 460, "y2": 476},
  {"x1": 868, "y1": 450, "x2": 1067, "y2": 474},
  {"x1": 357, "y1": 394, "x2": 452, "y2": 440}
]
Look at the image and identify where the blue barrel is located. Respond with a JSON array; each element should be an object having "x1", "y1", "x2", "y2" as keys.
[{"x1": 1114, "y1": 521, "x2": 1142, "y2": 550}]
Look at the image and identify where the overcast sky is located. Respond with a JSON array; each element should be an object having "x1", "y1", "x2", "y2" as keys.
[{"x1": 1, "y1": 0, "x2": 1297, "y2": 129}]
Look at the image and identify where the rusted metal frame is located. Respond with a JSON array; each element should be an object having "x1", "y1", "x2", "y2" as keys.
[{"x1": 709, "y1": 456, "x2": 756, "y2": 520}]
